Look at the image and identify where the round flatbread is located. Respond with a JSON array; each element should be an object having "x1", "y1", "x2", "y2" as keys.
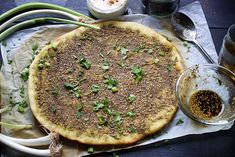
[{"x1": 28, "y1": 21, "x2": 184, "y2": 145}]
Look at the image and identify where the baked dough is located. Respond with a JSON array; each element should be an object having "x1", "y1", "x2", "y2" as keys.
[{"x1": 28, "y1": 21, "x2": 184, "y2": 145}]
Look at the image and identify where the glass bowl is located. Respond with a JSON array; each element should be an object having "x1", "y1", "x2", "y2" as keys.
[{"x1": 176, "y1": 64, "x2": 235, "y2": 125}]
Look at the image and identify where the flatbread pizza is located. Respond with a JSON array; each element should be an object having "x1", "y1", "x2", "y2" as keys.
[{"x1": 28, "y1": 21, "x2": 184, "y2": 145}]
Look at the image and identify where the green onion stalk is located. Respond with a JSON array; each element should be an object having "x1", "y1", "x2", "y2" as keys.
[
  {"x1": 0, "y1": 17, "x2": 100, "y2": 42},
  {"x1": 0, "y1": 2, "x2": 93, "y2": 22}
]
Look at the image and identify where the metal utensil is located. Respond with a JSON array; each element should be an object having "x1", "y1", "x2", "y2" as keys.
[{"x1": 171, "y1": 12, "x2": 216, "y2": 64}]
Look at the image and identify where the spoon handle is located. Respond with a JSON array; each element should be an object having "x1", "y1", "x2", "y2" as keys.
[{"x1": 192, "y1": 40, "x2": 216, "y2": 64}]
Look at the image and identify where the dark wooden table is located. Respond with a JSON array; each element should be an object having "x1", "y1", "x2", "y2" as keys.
[{"x1": 0, "y1": 0, "x2": 235, "y2": 157}]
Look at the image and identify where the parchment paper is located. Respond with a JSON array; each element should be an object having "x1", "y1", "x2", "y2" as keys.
[{"x1": 0, "y1": 1, "x2": 233, "y2": 157}]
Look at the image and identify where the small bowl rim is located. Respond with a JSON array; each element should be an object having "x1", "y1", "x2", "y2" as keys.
[{"x1": 175, "y1": 64, "x2": 235, "y2": 125}]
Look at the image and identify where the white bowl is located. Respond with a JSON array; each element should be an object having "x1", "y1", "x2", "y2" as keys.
[{"x1": 87, "y1": 0, "x2": 128, "y2": 19}]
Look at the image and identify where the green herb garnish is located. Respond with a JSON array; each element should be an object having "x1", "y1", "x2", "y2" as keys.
[
  {"x1": 20, "y1": 67, "x2": 29, "y2": 81},
  {"x1": 166, "y1": 64, "x2": 172, "y2": 72},
  {"x1": 159, "y1": 51, "x2": 166, "y2": 57},
  {"x1": 93, "y1": 98, "x2": 109, "y2": 111},
  {"x1": 97, "y1": 115, "x2": 107, "y2": 125},
  {"x1": 128, "y1": 94, "x2": 136, "y2": 103},
  {"x1": 104, "y1": 76, "x2": 118, "y2": 90},
  {"x1": 19, "y1": 100, "x2": 27, "y2": 108},
  {"x1": 176, "y1": 119, "x2": 184, "y2": 125},
  {"x1": 114, "y1": 112, "x2": 122, "y2": 124},
  {"x1": 17, "y1": 100, "x2": 28, "y2": 113},
  {"x1": 17, "y1": 106, "x2": 25, "y2": 113},
  {"x1": 126, "y1": 111, "x2": 136, "y2": 117},
  {"x1": 101, "y1": 61, "x2": 110, "y2": 71},
  {"x1": 79, "y1": 58, "x2": 91, "y2": 70},
  {"x1": 131, "y1": 66, "x2": 143, "y2": 82},
  {"x1": 91, "y1": 84, "x2": 99, "y2": 93}
]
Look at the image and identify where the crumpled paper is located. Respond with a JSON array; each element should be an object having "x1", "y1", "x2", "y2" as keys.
[{"x1": 0, "y1": 1, "x2": 233, "y2": 157}]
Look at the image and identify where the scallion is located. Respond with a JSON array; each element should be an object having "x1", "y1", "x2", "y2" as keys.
[
  {"x1": 0, "y1": 2, "x2": 93, "y2": 22},
  {"x1": 0, "y1": 17, "x2": 100, "y2": 42}
]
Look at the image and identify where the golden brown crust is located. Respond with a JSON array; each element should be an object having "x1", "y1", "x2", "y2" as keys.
[{"x1": 28, "y1": 21, "x2": 184, "y2": 145}]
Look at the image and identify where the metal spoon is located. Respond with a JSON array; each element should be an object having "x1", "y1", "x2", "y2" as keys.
[{"x1": 171, "y1": 12, "x2": 216, "y2": 64}]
